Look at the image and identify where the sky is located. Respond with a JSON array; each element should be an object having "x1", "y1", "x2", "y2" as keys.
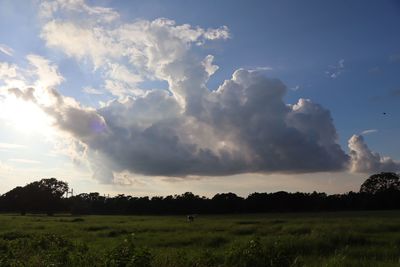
[{"x1": 0, "y1": 0, "x2": 399, "y2": 197}]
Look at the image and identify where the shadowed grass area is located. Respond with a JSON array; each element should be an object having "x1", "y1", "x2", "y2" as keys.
[{"x1": 0, "y1": 211, "x2": 400, "y2": 266}]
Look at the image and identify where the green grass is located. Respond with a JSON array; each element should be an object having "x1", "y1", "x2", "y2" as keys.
[{"x1": 0, "y1": 211, "x2": 400, "y2": 266}]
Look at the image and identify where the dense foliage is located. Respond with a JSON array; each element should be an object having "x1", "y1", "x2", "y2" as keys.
[
  {"x1": 0, "y1": 173, "x2": 400, "y2": 215},
  {"x1": 360, "y1": 172, "x2": 400, "y2": 194},
  {"x1": 0, "y1": 178, "x2": 68, "y2": 215}
]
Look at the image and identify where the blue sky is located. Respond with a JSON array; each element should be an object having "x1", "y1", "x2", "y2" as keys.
[{"x1": 0, "y1": 0, "x2": 399, "y2": 196}]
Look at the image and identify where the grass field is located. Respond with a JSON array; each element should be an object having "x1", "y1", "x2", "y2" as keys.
[{"x1": 1, "y1": 211, "x2": 400, "y2": 266}]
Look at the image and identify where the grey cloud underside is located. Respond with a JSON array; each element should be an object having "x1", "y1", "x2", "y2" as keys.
[
  {"x1": 34, "y1": 12, "x2": 351, "y2": 179},
  {"x1": 11, "y1": 7, "x2": 398, "y2": 181},
  {"x1": 10, "y1": 55, "x2": 400, "y2": 181},
  {"x1": 40, "y1": 69, "x2": 351, "y2": 178}
]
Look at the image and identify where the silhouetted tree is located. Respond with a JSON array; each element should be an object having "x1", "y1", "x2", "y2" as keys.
[
  {"x1": 2, "y1": 174, "x2": 400, "y2": 215},
  {"x1": 0, "y1": 186, "x2": 27, "y2": 215},
  {"x1": 0, "y1": 178, "x2": 68, "y2": 215},
  {"x1": 27, "y1": 178, "x2": 69, "y2": 215},
  {"x1": 212, "y1": 193, "x2": 244, "y2": 213},
  {"x1": 360, "y1": 172, "x2": 400, "y2": 194}
]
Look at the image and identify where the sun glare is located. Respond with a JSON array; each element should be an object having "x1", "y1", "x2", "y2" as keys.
[{"x1": 0, "y1": 97, "x2": 53, "y2": 134}]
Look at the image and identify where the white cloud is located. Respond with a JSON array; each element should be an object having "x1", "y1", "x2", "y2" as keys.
[
  {"x1": 0, "y1": 62, "x2": 17, "y2": 79},
  {"x1": 27, "y1": 54, "x2": 64, "y2": 89},
  {"x1": 8, "y1": 158, "x2": 41, "y2": 164},
  {"x1": 325, "y1": 59, "x2": 345, "y2": 79},
  {"x1": 0, "y1": 161, "x2": 12, "y2": 173},
  {"x1": 203, "y1": 25, "x2": 230, "y2": 40},
  {"x1": 5, "y1": 0, "x2": 398, "y2": 184},
  {"x1": 41, "y1": 21, "x2": 118, "y2": 69},
  {"x1": 40, "y1": 14, "x2": 229, "y2": 97},
  {"x1": 1, "y1": 54, "x2": 64, "y2": 107},
  {"x1": 40, "y1": 0, "x2": 119, "y2": 22},
  {"x1": 348, "y1": 134, "x2": 400, "y2": 173},
  {"x1": 107, "y1": 63, "x2": 142, "y2": 85},
  {"x1": 290, "y1": 85, "x2": 301, "y2": 91},
  {"x1": 23, "y1": 68, "x2": 349, "y2": 183},
  {"x1": 82, "y1": 86, "x2": 103, "y2": 95},
  {"x1": 0, "y1": 143, "x2": 26, "y2": 150},
  {"x1": 360, "y1": 129, "x2": 378, "y2": 135},
  {"x1": 202, "y1": 55, "x2": 219, "y2": 78},
  {"x1": 249, "y1": 66, "x2": 273, "y2": 72},
  {"x1": 0, "y1": 44, "x2": 14, "y2": 56}
]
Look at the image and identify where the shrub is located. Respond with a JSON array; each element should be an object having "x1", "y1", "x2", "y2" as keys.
[
  {"x1": 225, "y1": 238, "x2": 300, "y2": 267},
  {"x1": 106, "y1": 234, "x2": 152, "y2": 267},
  {"x1": 0, "y1": 233, "x2": 95, "y2": 266},
  {"x1": 225, "y1": 238, "x2": 266, "y2": 267},
  {"x1": 193, "y1": 249, "x2": 221, "y2": 267}
]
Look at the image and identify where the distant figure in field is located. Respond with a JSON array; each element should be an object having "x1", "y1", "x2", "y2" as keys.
[{"x1": 187, "y1": 214, "x2": 196, "y2": 222}]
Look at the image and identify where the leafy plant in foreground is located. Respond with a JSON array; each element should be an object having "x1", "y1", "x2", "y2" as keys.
[
  {"x1": 225, "y1": 238, "x2": 300, "y2": 267},
  {"x1": 106, "y1": 234, "x2": 152, "y2": 267}
]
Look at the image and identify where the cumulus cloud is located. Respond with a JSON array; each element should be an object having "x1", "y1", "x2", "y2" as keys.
[
  {"x1": 20, "y1": 68, "x2": 350, "y2": 181},
  {"x1": 348, "y1": 135, "x2": 400, "y2": 173},
  {"x1": 2, "y1": 54, "x2": 63, "y2": 108},
  {"x1": 6, "y1": 1, "x2": 399, "y2": 183},
  {"x1": 40, "y1": 13, "x2": 229, "y2": 97}
]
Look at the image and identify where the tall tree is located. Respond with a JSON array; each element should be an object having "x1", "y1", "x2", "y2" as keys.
[
  {"x1": 360, "y1": 172, "x2": 400, "y2": 194},
  {"x1": 3, "y1": 178, "x2": 69, "y2": 215}
]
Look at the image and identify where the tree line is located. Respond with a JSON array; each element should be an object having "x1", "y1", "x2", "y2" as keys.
[{"x1": 0, "y1": 172, "x2": 399, "y2": 215}]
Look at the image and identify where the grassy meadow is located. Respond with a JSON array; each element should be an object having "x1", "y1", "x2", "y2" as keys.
[{"x1": 1, "y1": 211, "x2": 400, "y2": 266}]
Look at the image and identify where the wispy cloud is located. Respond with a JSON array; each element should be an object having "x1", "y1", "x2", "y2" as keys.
[
  {"x1": 8, "y1": 159, "x2": 41, "y2": 164},
  {"x1": 368, "y1": 67, "x2": 380, "y2": 74},
  {"x1": 0, "y1": 161, "x2": 12, "y2": 172},
  {"x1": 290, "y1": 85, "x2": 301, "y2": 91},
  {"x1": 0, "y1": 143, "x2": 26, "y2": 150},
  {"x1": 360, "y1": 129, "x2": 378, "y2": 135},
  {"x1": 389, "y1": 54, "x2": 400, "y2": 63},
  {"x1": 247, "y1": 66, "x2": 273, "y2": 73},
  {"x1": 255, "y1": 66, "x2": 273, "y2": 71},
  {"x1": 389, "y1": 89, "x2": 400, "y2": 97},
  {"x1": 325, "y1": 59, "x2": 345, "y2": 79},
  {"x1": 83, "y1": 87, "x2": 104, "y2": 95},
  {"x1": 369, "y1": 88, "x2": 400, "y2": 102},
  {"x1": 0, "y1": 44, "x2": 14, "y2": 56}
]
